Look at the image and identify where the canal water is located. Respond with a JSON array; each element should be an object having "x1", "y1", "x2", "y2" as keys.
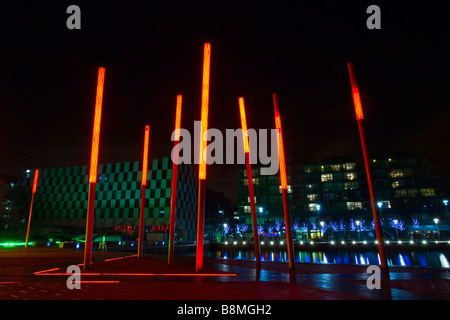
[{"x1": 204, "y1": 248, "x2": 450, "y2": 269}]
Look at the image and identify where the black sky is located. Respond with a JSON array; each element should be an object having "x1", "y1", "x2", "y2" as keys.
[{"x1": 0, "y1": 1, "x2": 449, "y2": 202}]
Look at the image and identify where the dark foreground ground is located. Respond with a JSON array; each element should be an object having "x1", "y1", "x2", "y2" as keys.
[{"x1": 0, "y1": 247, "x2": 449, "y2": 300}]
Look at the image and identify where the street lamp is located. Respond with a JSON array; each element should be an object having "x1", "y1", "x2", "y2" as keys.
[
  {"x1": 258, "y1": 207, "x2": 263, "y2": 225},
  {"x1": 434, "y1": 218, "x2": 439, "y2": 240},
  {"x1": 355, "y1": 220, "x2": 361, "y2": 241},
  {"x1": 393, "y1": 219, "x2": 399, "y2": 240},
  {"x1": 443, "y1": 200, "x2": 449, "y2": 224},
  {"x1": 377, "y1": 202, "x2": 383, "y2": 221},
  {"x1": 320, "y1": 221, "x2": 325, "y2": 239}
]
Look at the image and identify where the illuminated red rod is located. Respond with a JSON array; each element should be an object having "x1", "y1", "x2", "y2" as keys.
[
  {"x1": 83, "y1": 67, "x2": 105, "y2": 270},
  {"x1": 138, "y1": 125, "x2": 150, "y2": 258},
  {"x1": 273, "y1": 93, "x2": 295, "y2": 270},
  {"x1": 25, "y1": 169, "x2": 39, "y2": 248},
  {"x1": 196, "y1": 42, "x2": 211, "y2": 272},
  {"x1": 347, "y1": 62, "x2": 388, "y2": 272},
  {"x1": 238, "y1": 97, "x2": 261, "y2": 267},
  {"x1": 168, "y1": 94, "x2": 182, "y2": 265}
]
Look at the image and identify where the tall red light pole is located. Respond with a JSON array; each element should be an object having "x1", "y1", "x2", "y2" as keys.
[
  {"x1": 168, "y1": 94, "x2": 183, "y2": 265},
  {"x1": 273, "y1": 93, "x2": 295, "y2": 270},
  {"x1": 238, "y1": 97, "x2": 261, "y2": 267},
  {"x1": 138, "y1": 125, "x2": 150, "y2": 258},
  {"x1": 196, "y1": 42, "x2": 211, "y2": 272},
  {"x1": 83, "y1": 67, "x2": 105, "y2": 269},
  {"x1": 347, "y1": 62, "x2": 388, "y2": 272},
  {"x1": 25, "y1": 169, "x2": 39, "y2": 248}
]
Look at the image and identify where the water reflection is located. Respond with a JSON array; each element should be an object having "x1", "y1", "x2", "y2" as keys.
[{"x1": 206, "y1": 249, "x2": 450, "y2": 268}]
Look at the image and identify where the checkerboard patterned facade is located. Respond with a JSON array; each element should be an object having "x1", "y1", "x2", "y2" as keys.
[{"x1": 32, "y1": 158, "x2": 198, "y2": 241}]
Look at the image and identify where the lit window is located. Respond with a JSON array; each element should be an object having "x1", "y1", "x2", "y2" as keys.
[
  {"x1": 392, "y1": 181, "x2": 400, "y2": 188},
  {"x1": 390, "y1": 169, "x2": 413, "y2": 178},
  {"x1": 344, "y1": 163, "x2": 356, "y2": 171},
  {"x1": 344, "y1": 172, "x2": 356, "y2": 180},
  {"x1": 347, "y1": 202, "x2": 363, "y2": 210},
  {"x1": 344, "y1": 181, "x2": 359, "y2": 190},
  {"x1": 321, "y1": 173, "x2": 333, "y2": 182},
  {"x1": 307, "y1": 194, "x2": 317, "y2": 201},
  {"x1": 394, "y1": 189, "x2": 418, "y2": 198},
  {"x1": 330, "y1": 164, "x2": 341, "y2": 172},
  {"x1": 308, "y1": 204, "x2": 319, "y2": 211},
  {"x1": 420, "y1": 188, "x2": 436, "y2": 197},
  {"x1": 243, "y1": 206, "x2": 250, "y2": 213}
]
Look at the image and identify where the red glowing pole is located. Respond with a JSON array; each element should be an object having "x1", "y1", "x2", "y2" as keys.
[
  {"x1": 347, "y1": 62, "x2": 388, "y2": 272},
  {"x1": 138, "y1": 125, "x2": 150, "y2": 258},
  {"x1": 83, "y1": 67, "x2": 105, "y2": 270},
  {"x1": 196, "y1": 43, "x2": 211, "y2": 272},
  {"x1": 238, "y1": 97, "x2": 261, "y2": 267},
  {"x1": 273, "y1": 93, "x2": 295, "y2": 270},
  {"x1": 168, "y1": 95, "x2": 183, "y2": 265},
  {"x1": 25, "y1": 169, "x2": 39, "y2": 248}
]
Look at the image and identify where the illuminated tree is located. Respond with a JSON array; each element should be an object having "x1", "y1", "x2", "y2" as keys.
[
  {"x1": 349, "y1": 219, "x2": 357, "y2": 231},
  {"x1": 339, "y1": 220, "x2": 346, "y2": 231},
  {"x1": 292, "y1": 221, "x2": 299, "y2": 232},
  {"x1": 275, "y1": 220, "x2": 282, "y2": 232},
  {"x1": 258, "y1": 225, "x2": 264, "y2": 235},
  {"x1": 301, "y1": 223, "x2": 308, "y2": 233},
  {"x1": 330, "y1": 221, "x2": 339, "y2": 232}
]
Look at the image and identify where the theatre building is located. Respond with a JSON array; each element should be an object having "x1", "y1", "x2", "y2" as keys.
[{"x1": 28, "y1": 158, "x2": 198, "y2": 242}]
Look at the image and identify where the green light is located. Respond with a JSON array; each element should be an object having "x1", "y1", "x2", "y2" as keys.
[{"x1": 0, "y1": 242, "x2": 31, "y2": 247}]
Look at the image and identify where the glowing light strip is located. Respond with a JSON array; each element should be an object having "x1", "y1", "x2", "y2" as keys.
[
  {"x1": 89, "y1": 67, "x2": 106, "y2": 183},
  {"x1": 141, "y1": 126, "x2": 150, "y2": 186},
  {"x1": 32, "y1": 169, "x2": 39, "y2": 194},
  {"x1": 273, "y1": 94, "x2": 288, "y2": 189},
  {"x1": 36, "y1": 272, "x2": 236, "y2": 277},
  {"x1": 199, "y1": 43, "x2": 211, "y2": 180},
  {"x1": 238, "y1": 97, "x2": 250, "y2": 153},
  {"x1": 347, "y1": 63, "x2": 364, "y2": 120},
  {"x1": 72, "y1": 281, "x2": 120, "y2": 284},
  {"x1": 34, "y1": 267, "x2": 60, "y2": 275},
  {"x1": 174, "y1": 95, "x2": 183, "y2": 141},
  {"x1": 104, "y1": 254, "x2": 137, "y2": 262}
]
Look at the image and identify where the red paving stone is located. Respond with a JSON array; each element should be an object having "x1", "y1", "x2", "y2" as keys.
[{"x1": 0, "y1": 247, "x2": 449, "y2": 300}]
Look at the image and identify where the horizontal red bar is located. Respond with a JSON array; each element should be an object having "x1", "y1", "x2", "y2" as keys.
[
  {"x1": 36, "y1": 272, "x2": 236, "y2": 277},
  {"x1": 104, "y1": 254, "x2": 137, "y2": 262}
]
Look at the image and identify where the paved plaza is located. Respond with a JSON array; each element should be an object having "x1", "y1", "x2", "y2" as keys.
[{"x1": 0, "y1": 247, "x2": 449, "y2": 300}]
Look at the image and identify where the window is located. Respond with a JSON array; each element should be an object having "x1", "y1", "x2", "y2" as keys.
[
  {"x1": 394, "y1": 189, "x2": 418, "y2": 198},
  {"x1": 330, "y1": 164, "x2": 341, "y2": 172},
  {"x1": 343, "y1": 163, "x2": 356, "y2": 171},
  {"x1": 321, "y1": 173, "x2": 333, "y2": 182},
  {"x1": 391, "y1": 181, "x2": 400, "y2": 188},
  {"x1": 343, "y1": 172, "x2": 356, "y2": 180},
  {"x1": 307, "y1": 194, "x2": 317, "y2": 202},
  {"x1": 323, "y1": 193, "x2": 335, "y2": 201},
  {"x1": 347, "y1": 202, "x2": 363, "y2": 210},
  {"x1": 308, "y1": 204, "x2": 319, "y2": 212},
  {"x1": 390, "y1": 169, "x2": 413, "y2": 178},
  {"x1": 420, "y1": 188, "x2": 436, "y2": 197},
  {"x1": 344, "y1": 181, "x2": 359, "y2": 190},
  {"x1": 378, "y1": 200, "x2": 391, "y2": 208}
]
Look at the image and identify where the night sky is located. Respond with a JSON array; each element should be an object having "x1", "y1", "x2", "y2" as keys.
[{"x1": 0, "y1": 1, "x2": 449, "y2": 202}]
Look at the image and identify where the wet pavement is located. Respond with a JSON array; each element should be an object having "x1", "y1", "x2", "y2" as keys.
[{"x1": 0, "y1": 247, "x2": 449, "y2": 300}]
